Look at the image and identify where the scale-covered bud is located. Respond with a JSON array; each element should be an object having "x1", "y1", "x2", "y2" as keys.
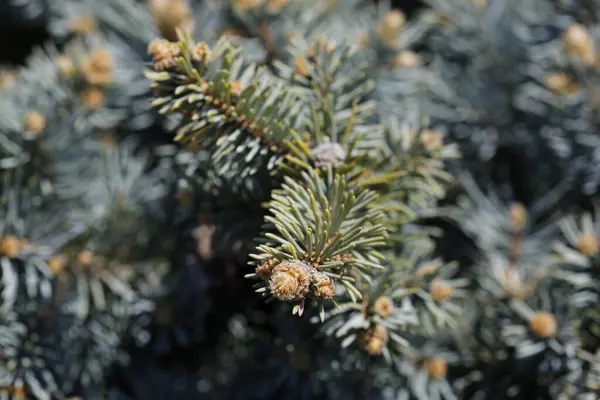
[
  {"x1": 373, "y1": 296, "x2": 394, "y2": 318},
  {"x1": 268, "y1": 260, "x2": 311, "y2": 301},
  {"x1": 577, "y1": 231, "x2": 598, "y2": 257},
  {"x1": 424, "y1": 357, "x2": 448, "y2": 380},
  {"x1": 529, "y1": 311, "x2": 558, "y2": 339}
]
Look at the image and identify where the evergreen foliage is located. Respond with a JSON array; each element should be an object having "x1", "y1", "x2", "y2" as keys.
[{"x1": 0, "y1": 0, "x2": 599, "y2": 399}]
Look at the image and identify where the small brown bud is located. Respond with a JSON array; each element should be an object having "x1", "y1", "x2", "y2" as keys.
[
  {"x1": 311, "y1": 272, "x2": 336, "y2": 299},
  {"x1": 69, "y1": 15, "x2": 97, "y2": 35},
  {"x1": 563, "y1": 23, "x2": 596, "y2": 66},
  {"x1": 0, "y1": 236, "x2": 22, "y2": 258},
  {"x1": 420, "y1": 129, "x2": 443, "y2": 151},
  {"x1": 0, "y1": 70, "x2": 14, "y2": 91},
  {"x1": 424, "y1": 357, "x2": 448, "y2": 380},
  {"x1": 148, "y1": 39, "x2": 180, "y2": 71},
  {"x1": 430, "y1": 279, "x2": 453, "y2": 302},
  {"x1": 295, "y1": 57, "x2": 309, "y2": 77},
  {"x1": 77, "y1": 251, "x2": 94, "y2": 267},
  {"x1": 268, "y1": 260, "x2": 311, "y2": 301},
  {"x1": 193, "y1": 42, "x2": 212, "y2": 62},
  {"x1": 24, "y1": 111, "x2": 46, "y2": 134},
  {"x1": 415, "y1": 262, "x2": 438, "y2": 277},
  {"x1": 509, "y1": 202, "x2": 528, "y2": 232},
  {"x1": 376, "y1": 10, "x2": 405, "y2": 48},
  {"x1": 393, "y1": 51, "x2": 420, "y2": 68},
  {"x1": 373, "y1": 296, "x2": 394, "y2": 318},
  {"x1": 577, "y1": 231, "x2": 598, "y2": 257},
  {"x1": 529, "y1": 311, "x2": 558, "y2": 339},
  {"x1": 360, "y1": 325, "x2": 388, "y2": 355},
  {"x1": 80, "y1": 49, "x2": 113, "y2": 86},
  {"x1": 233, "y1": 0, "x2": 265, "y2": 11},
  {"x1": 148, "y1": 0, "x2": 194, "y2": 41},
  {"x1": 57, "y1": 55, "x2": 76, "y2": 78},
  {"x1": 47, "y1": 255, "x2": 67, "y2": 274},
  {"x1": 256, "y1": 258, "x2": 278, "y2": 279},
  {"x1": 266, "y1": 0, "x2": 289, "y2": 13},
  {"x1": 230, "y1": 81, "x2": 243, "y2": 97},
  {"x1": 81, "y1": 88, "x2": 105, "y2": 110},
  {"x1": 545, "y1": 72, "x2": 578, "y2": 95}
]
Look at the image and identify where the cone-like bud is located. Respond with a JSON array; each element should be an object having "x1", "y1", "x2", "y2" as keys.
[
  {"x1": 268, "y1": 260, "x2": 311, "y2": 301},
  {"x1": 311, "y1": 272, "x2": 336, "y2": 299},
  {"x1": 577, "y1": 231, "x2": 598, "y2": 257},
  {"x1": 563, "y1": 23, "x2": 596, "y2": 66},
  {"x1": 424, "y1": 357, "x2": 448, "y2": 380},
  {"x1": 529, "y1": 311, "x2": 558, "y2": 339},
  {"x1": 360, "y1": 324, "x2": 388, "y2": 355},
  {"x1": 24, "y1": 111, "x2": 46, "y2": 134},
  {"x1": 0, "y1": 236, "x2": 21, "y2": 258},
  {"x1": 373, "y1": 296, "x2": 394, "y2": 318},
  {"x1": 430, "y1": 279, "x2": 453, "y2": 302}
]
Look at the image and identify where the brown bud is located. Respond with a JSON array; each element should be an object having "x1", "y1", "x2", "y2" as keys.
[
  {"x1": 420, "y1": 129, "x2": 443, "y2": 151},
  {"x1": 545, "y1": 72, "x2": 578, "y2": 95},
  {"x1": 47, "y1": 255, "x2": 67, "y2": 274},
  {"x1": 424, "y1": 357, "x2": 448, "y2": 380},
  {"x1": 360, "y1": 325, "x2": 388, "y2": 355},
  {"x1": 80, "y1": 48, "x2": 113, "y2": 86},
  {"x1": 0, "y1": 236, "x2": 22, "y2": 258},
  {"x1": 577, "y1": 231, "x2": 598, "y2": 257},
  {"x1": 295, "y1": 57, "x2": 309, "y2": 77},
  {"x1": 148, "y1": 39, "x2": 180, "y2": 71},
  {"x1": 563, "y1": 23, "x2": 596, "y2": 66},
  {"x1": 393, "y1": 51, "x2": 420, "y2": 68},
  {"x1": 529, "y1": 311, "x2": 558, "y2": 339},
  {"x1": 311, "y1": 272, "x2": 336, "y2": 299},
  {"x1": 256, "y1": 258, "x2": 278, "y2": 279},
  {"x1": 415, "y1": 262, "x2": 438, "y2": 277},
  {"x1": 376, "y1": 10, "x2": 405, "y2": 48},
  {"x1": 230, "y1": 81, "x2": 243, "y2": 97},
  {"x1": 77, "y1": 251, "x2": 94, "y2": 267},
  {"x1": 430, "y1": 279, "x2": 453, "y2": 303},
  {"x1": 57, "y1": 55, "x2": 76, "y2": 78},
  {"x1": 81, "y1": 88, "x2": 105, "y2": 110},
  {"x1": 509, "y1": 202, "x2": 528, "y2": 232},
  {"x1": 266, "y1": 0, "x2": 289, "y2": 13},
  {"x1": 233, "y1": 0, "x2": 265, "y2": 11},
  {"x1": 24, "y1": 111, "x2": 46, "y2": 134},
  {"x1": 193, "y1": 42, "x2": 212, "y2": 62},
  {"x1": 69, "y1": 15, "x2": 97, "y2": 35},
  {"x1": 0, "y1": 70, "x2": 14, "y2": 91},
  {"x1": 268, "y1": 260, "x2": 311, "y2": 301},
  {"x1": 148, "y1": 0, "x2": 193, "y2": 41},
  {"x1": 373, "y1": 296, "x2": 394, "y2": 318}
]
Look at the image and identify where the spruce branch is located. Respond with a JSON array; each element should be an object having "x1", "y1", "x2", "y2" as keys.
[
  {"x1": 146, "y1": 34, "x2": 305, "y2": 181},
  {"x1": 246, "y1": 167, "x2": 387, "y2": 319}
]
